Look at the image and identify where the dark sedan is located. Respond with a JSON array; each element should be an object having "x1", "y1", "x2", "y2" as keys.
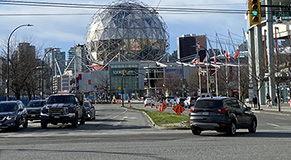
[
  {"x1": 26, "y1": 99, "x2": 46, "y2": 120},
  {"x1": 84, "y1": 101, "x2": 96, "y2": 120},
  {"x1": 0, "y1": 101, "x2": 28, "y2": 131}
]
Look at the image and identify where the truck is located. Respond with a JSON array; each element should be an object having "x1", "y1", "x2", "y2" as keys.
[{"x1": 40, "y1": 94, "x2": 85, "y2": 128}]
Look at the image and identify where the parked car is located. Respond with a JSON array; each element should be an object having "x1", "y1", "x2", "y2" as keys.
[
  {"x1": 144, "y1": 98, "x2": 153, "y2": 105},
  {"x1": 26, "y1": 99, "x2": 46, "y2": 120},
  {"x1": 40, "y1": 94, "x2": 86, "y2": 128},
  {"x1": 84, "y1": 101, "x2": 96, "y2": 120},
  {"x1": 165, "y1": 96, "x2": 176, "y2": 107},
  {"x1": 176, "y1": 97, "x2": 186, "y2": 107},
  {"x1": 190, "y1": 97, "x2": 257, "y2": 136},
  {"x1": 185, "y1": 96, "x2": 198, "y2": 108},
  {"x1": 0, "y1": 101, "x2": 28, "y2": 131}
]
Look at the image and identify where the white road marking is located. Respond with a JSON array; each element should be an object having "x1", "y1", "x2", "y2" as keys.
[{"x1": 266, "y1": 123, "x2": 280, "y2": 127}]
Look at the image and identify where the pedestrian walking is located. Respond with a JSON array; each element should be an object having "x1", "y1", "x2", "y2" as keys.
[
  {"x1": 252, "y1": 95, "x2": 258, "y2": 108},
  {"x1": 266, "y1": 93, "x2": 271, "y2": 108}
]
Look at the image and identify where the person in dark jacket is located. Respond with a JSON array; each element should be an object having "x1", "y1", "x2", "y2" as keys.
[{"x1": 253, "y1": 95, "x2": 258, "y2": 108}]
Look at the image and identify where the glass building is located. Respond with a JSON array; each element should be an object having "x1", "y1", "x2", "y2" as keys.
[{"x1": 86, "y1": 0, "x2": 169, "y2": 65}]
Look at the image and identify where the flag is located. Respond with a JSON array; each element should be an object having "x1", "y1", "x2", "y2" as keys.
[
  {"x1": 234, "y1": 48, "x2": 240, "y2": 59},
  {"x1": 196, "y1": 58, "x2": 200, "y2": 63},
  {"x1": 214, "y1": 53, "x2": 217, "y2": 64},
  {"x1": 74, "y1": 42, "x2": 77, "y2": 47},
  {"x1": 166, "y1": 42, "x2": 169, "y2": 48},
  {"x1": 224, "y1": 50, "x2": 230, "y2": 62}
]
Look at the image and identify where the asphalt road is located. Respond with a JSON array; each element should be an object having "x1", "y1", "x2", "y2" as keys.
[{"x1": 0, "y1": 104, "x2": 291, "y2": 160}]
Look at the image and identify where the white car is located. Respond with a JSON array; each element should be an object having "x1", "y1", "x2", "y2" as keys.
[{"x1": 144, "y1": 98, "x2": 153, "y2": 105}]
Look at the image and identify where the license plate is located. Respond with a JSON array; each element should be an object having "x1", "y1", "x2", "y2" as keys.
[
  {"x1": 54, "y1": 116, "x2": 60, "y2": 118},
  {"x1": 31, "y1": 115, "x2": 36, "y2": 117},
  {"x1": 202, "y1": 112, "x2": 209, "y2": 115}
]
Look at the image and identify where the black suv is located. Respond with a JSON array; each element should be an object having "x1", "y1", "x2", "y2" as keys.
[
  {"x1": 0, "y1": 101, "x2": 28, "y2": 131},
  {"x1": 40, "y1": 94, "x2": 85, "y2": 128},
  {"x1": 190, "y1": 97, "x2": 257, "y2": 135},
  {"x1": 26, "y1": 99, "x2": 46, "y2": 120}
]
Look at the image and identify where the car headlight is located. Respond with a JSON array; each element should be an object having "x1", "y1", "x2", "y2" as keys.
[
  {"x1": 6, "y1": 115, "x2": 16, "y2": 120},
  {"x1": 68, "y1": 107, "x2": 74, "y2": 113},
  {"x1": 41, "y1": 107, "x2": 48, "y2": 114}
]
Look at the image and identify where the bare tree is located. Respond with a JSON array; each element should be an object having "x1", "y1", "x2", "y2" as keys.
[
  {"x1": 164, "y1": 70, "x2": 182, "y2": 96},
  {"x1": 9, "y1": 42, "x2": 39, "y2": 100}
]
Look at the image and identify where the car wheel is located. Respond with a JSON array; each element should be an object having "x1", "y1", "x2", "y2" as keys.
[
  {"x1": 23, "y1": 118, "x2": 28, "y2": 128},
  {"x1": 12, "y1": 120, "x2": 20, "y2": 131},
  {"x1": 80, "y1": 115, "x2": 85, "y2": 125},
  {"x1": 41, "y1": 120, "x2": 47, "y2": 129},
  {"x1": 248, "y1": 119, "x2": 257, "y2": 133},
  {"x1": 227, "y1": 122, "x2": 236, "y2": 135},
  {"x1": 191, "y1": 128, "x2": 201, "y2": 135},
  {"x1": 72, "y1": 114, "x2": 79, "y2": 128}
]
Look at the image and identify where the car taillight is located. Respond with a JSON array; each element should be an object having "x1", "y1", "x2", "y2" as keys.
[
  {"x1": 190, "y1": 99, "x2": 192, "y2": 102},
  {"x1": 190, "y1": 107, "x2": 195, "y2": 113},
  {"x1": 218, "y1": 108, "x2": 228, "y2": 114}
]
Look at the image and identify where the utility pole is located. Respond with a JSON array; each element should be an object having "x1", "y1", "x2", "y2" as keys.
[{"x1": 266, "y1": 0, "x2": 276, "y2": 105}]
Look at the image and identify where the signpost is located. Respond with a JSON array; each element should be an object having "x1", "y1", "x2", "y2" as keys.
[{"x1": 275, "y1": 11, "x2": 291, "y2": 17}]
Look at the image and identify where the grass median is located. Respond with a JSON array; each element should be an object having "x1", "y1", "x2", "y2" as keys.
[{"x1": 124, "y1": 106, "x2": 190, "y2": 128}]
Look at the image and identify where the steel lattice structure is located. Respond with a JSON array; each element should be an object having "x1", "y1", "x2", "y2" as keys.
[{"x1": 86, "y1": 0, "x2": 169, "y2": 65}]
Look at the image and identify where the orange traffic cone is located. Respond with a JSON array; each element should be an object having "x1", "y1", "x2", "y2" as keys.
[
  {"x1": 155, "y1": 103, "x2": 158, "y2": 109},
  {"x1": 144, "y1": 103, "x2": 146, "y2": 107},
  {"x1": 150, "y1": 103, "x2": 153, "y2": 108}
]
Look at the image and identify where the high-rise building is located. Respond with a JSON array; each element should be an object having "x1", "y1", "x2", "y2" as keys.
[
  {"x1": 177, "y1": 34, "x2": 206, "y2": 62},
  {"x1": 44, "y1": 47, "x2": 66, "y2": 76},
  {"x1": 68, "y1": 44, "x2": 87, "y2": 73}
]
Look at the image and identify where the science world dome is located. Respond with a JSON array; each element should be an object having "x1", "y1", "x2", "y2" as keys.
[{"x1": 86, "y1": 0, "x2": 169, "y2": 65}]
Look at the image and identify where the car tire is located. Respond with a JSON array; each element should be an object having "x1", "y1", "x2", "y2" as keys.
[
  {"x1": 248, "y1": 119, "x2": 257, "y2": 133},
  {"x1": 227, "y1": 122, "x2": 236, "y2": 136},
  {"x1": 12, "y1": 120, "x2": 20, "y2": 131},
  {"x1": 23, "y1": 118, "x2": 28, "y2": 128},
  {"x1": 72, "y1": 114, "x2": 79, "y2": 128},
  {"x1": 80, "y1": 115, "x2": 85, "y2": 125},
  {"x1": 41, "y1": 120, "x2": 47, "y2": 129},
  {"x1": 191, "y1": 128, "x2": 201, "y2": 135}
]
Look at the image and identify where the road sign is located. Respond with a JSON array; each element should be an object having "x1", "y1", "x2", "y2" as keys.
[
  {"x1": 118, "y1": 86, "x2": 122, "y2": 90},
  {"x1": 160, "y1": 102, "x2": 168, "y2": 111},
  {"x1": 275, "y1": 11, "x2": 291, "y2": 17},
  {"x1": 173, "y1": 104, "x2": 185, "y2": 115}
]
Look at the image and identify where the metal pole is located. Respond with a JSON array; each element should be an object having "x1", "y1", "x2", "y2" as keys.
[
  {"x1": 266, "y1": 0, "x2": 276, "y2": 105},
  {"x1": 6, "y1": 24, "x2": 33, "y2": 100}
]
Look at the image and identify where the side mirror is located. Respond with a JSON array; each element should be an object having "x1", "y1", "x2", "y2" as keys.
[{"x1": 244, "y1": 107, "x2": 251, "y2": 112}]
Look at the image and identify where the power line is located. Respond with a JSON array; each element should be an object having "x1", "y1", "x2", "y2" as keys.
[{"x1": 0, "y1": 0, "x2": 249, "y2": 15}]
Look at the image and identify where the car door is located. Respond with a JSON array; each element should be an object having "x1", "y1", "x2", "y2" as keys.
[
  {"x1": 229, "y1": 99, "x2": 245, "y2": 128},
  {"x1": 237, "y1": 100, "x2": 253, "y2": 127}
]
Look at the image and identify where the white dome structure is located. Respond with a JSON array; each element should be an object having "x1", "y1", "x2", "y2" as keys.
[{"x1": 86, "y1": 0, "x2": 169, "y2": 65}]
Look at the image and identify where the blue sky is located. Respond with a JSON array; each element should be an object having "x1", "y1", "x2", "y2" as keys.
[{"x1": 0, "y1": 0, "x2": 248, "y2": 57}]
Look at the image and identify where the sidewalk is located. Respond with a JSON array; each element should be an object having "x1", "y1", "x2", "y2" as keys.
[{"x1": 246, "y1": 102, "x2": 291, "y2": 115}]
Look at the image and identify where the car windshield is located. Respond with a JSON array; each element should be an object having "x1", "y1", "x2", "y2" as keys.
[
  {"x1": 84, "y1": 102, "x2": 90, "y2": 108},
  {"x1": 47, "y1": 95, "x2": 76, "y2": 104},
  {"x1": 0, "y1": 103, "x2": 18, "y2": 112},
  {"x1": 194, "y1": 100, "x2": 223, "y2": 108},
  {"x1": 27, "y1": 101, "x2": 46, "y2": 107}
]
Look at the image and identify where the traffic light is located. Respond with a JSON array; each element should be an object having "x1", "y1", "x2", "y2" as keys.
[{"x1": 248, "y1": 0, "x2": 261, "y2": 26}]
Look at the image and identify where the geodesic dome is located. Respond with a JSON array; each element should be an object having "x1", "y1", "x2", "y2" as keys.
[{"x1": 86, "y1": 0, "x2": 169, "y2": 65}]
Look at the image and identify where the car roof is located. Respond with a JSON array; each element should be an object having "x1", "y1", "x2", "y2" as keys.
[
  {"x1": 0, "y1": 100, "x2": 22, "y2": 104},
  {"x1": 197, "y1": 96, "x2": 231, "y2": 101},
  {"x1": 50, "y1": 94, "x2": 75, "y2": 96},
  {"x1": 29, "y1": 99, "x2": 46, "y2": 102}
]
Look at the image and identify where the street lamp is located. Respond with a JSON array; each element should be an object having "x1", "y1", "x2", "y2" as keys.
[{"x1": 6, "y1": 24, "x2": 33, "y2": 100}]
